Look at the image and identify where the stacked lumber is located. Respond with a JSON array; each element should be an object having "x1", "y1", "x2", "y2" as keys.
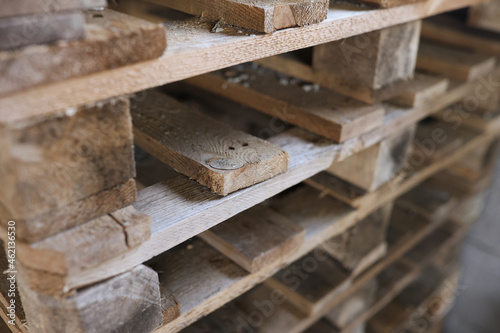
[
  {"x1": 2, "y1": 2, "x2": 500, "y2": 333},
  {"x1": 468, "y1": 0, "x2": 500, "y2": 33}
]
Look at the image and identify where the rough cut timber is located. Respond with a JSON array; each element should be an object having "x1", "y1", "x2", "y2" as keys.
[
  {"x1": 311, "y1": 21, "x2": 421, "y2": 103},
  {"x1": 187, "y1": 65, "x2": 386, "y2": 143},
  {"x1": 326, "y1": 125, "x2": 416, "y2": 192},
  {"x1": 145, "y1": 0, "x2": 329, "y2": 33},
  {"x1": 0, "y1": 0, "x2": 106, "y2": 18},
  {"x1": 416, "y1": 41, "x2": 496, "y2": 81},
  {"x1": 322, "y1": 203, "x2": 393, "y2": 273},
  {"x1": 265, "y1": 249, "x2": 352, "y2": 315},
  {"x1": 199, "y1": 205, "x2": 305, "y2": 272},
  {"x1": 0, "y1": 11, "x2": 84, "y2": 50},
  {"x1": 468, "y1": 1, "x2": 500, "y2": 33},
  {"x1": 131, "y1": 90, "x2": 289, "y2": 196},
  {"x1": 0, "y1": 8, "x2": 166, "y2": 96},
  {"x1": 14, "y1": 206, "x2": 150, "y2": 296},
  {"x1": 0, "y1": 97, "x2": 136, "y2": 242},
  {"x1": 18, "y1": 265, "x2": 164, "y2": 333},
  {"x1": 388, "y1": 73, "x2": 449, "y2": 107}
]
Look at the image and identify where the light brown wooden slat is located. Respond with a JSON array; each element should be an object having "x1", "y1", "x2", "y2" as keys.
[
  {"x1": 0, "y1": 9, "x2": 166, "y2": 96},
  {"x1": 416, "y1": 41, "x2": 496, "y2": 81},
  {"x1": 187, "y1": 65, "x2": 385, "y2": 143},
  {"x1": 146, "y1": 0, "x2": 329, "y2": 33},
  {"x1": 200, "y1": 205, "x2": 305, "y2": 272},
  {"x1": 132, "y1": 90, "x2": 289, "y2": 196},
  {"x1": 389, "y1": 73, "x2": 449, "y2": 107}
]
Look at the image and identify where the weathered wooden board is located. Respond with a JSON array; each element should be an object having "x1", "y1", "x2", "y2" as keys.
[
  {"x1": 266, "y1": 249, "x2": 352, "y2": 315},
  {"x1": 145, "y1": 0, "x2": 329, "y2": 33},
  {"x1": 0, "y1": 97, "x2": 136, "y2": 242},
  {"x1": 389, "y1": 73, "x2": 449, "y2": 107},
  {"x1": 346, "y1": 0, "x2": 422, "y2": 8},
  {"x1": 200, "y1": 205, "x2": 305, "y2": 272},
  {"x1": 15, "y1": 206, "x2": 150, "y2": 296},
  {"x1": 322, "y1": 204, "x2": 393, "y2": 272},
  {"x1": 0, "y1": 0, "x2": 106, "y2": 18},
  {"x1": 0, "y1": 8, "x2": 166, "y2": 96},
  {"x1": 417, "y1": 41, "x2": 496, "y2": 81},
  {"x1": 131, "y1": 90, "x2": 289, "y2": 195},
  {"x1": 0, "y1": 10, "x2": 84, "y2": 50},
  {"x1": 311, "y1": 21, "x2": 421, "y2": 103},
  {"x1": 327, "y1": 125, "x2": 416, "y2": 192},
  {"x1": 187, "y1": 65, "x2": 385, "y2": 143},
  {"x1": 19, "y1": 265, "x2": 164, "y2": 333},
  {"x1": 469, "y1": 1, "x2": 500, "y2": 33}
]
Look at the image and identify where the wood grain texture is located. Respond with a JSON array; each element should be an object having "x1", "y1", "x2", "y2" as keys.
[
  {"x1": 18, "y1": 265, "x2": 163, "y2": 333},
  {"x1": 200, "y1": 205, "x2": 305, "y2": 272},
  {"x1": 0, "y1": 0, "x2": 106, "y2": 18},
  {"x1": 0, "y1": 97, "x2": 135, "y2": 242},
  {"x1": 266, "y1": 249, "x2": 352, "y2": 315},
  {"x1": 188, "y1": 65, "x2": 385, "y2": 142},
  {"x1": 145, "y1": 0, "x2": 329, "y2": 33},
  {"x1": 0, "y1": 10, "x2": 84, "y2": 50},
  {"x1": 14, "y1": 206, "x2": 150, "y2": 296},
  {"x1": 417, "y1": 41, "x2": 496, "y2": 81},
  {"x1": 327, "y1": 125, "x2": 416, "y2": 191},
  {"x1": 312, "y1": 20, "x2": 421, "y2": 103},
  {"x1": 131, "y1": 90, "x2": 289, "y2": 195},
  {"x1": 0, "y1": 8, "x2": 166, "y2": 96},
  {"x1": 389, "y1": 73, "x2": 449, "y2": 107}
]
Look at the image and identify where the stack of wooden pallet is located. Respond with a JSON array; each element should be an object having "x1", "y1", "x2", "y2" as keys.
[{"x1": 1, "y1": 0, "x2": 499, "y2": 332}]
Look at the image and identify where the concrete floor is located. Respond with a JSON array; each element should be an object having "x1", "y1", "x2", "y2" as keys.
[{"x1": 444, "y1": 157, "x2": 500, "y2": 333}]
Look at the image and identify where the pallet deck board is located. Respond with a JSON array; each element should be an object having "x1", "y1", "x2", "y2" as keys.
[
  {"x1": 0, "y1": 0, "x2": 485, "y2": 123},
  {"x1": 131, "y1": 90, "x2": 289, "y2": 195},
  {"x1": 0, "y1": 0, "x2": 106, "y2": 18}
]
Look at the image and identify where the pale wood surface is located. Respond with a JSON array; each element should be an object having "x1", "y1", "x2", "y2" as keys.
[
  {"x1": 0, "y1": 97, "x2": 136, "y2": 242},
  {"x1": 0, "y1": 8, "x2": 166, "y2": 96},
  {"x1": 132, "y1": 90, "x2": 289, "y2": 195},
  {"x1": 18, "y1": 265, "x2": 163, "y2": 333},
  {"x1": 146, "y1": 0, "x2": 329, "y2": 33},
  {"x1": 0, "y1": 11, "x2": 84, "y2": 50},
  {"x1": 0, "y1": 0, "x2": 486, "y2": 124},
  {"x1": 200, "y1": 205, "x2": 305, "y2": 272},
  {"x1": 188, "y1": 65, "x2": 385, "y2": 142},
  {"x1": 0, "y1": 0, "x2": 106, "y2": 18},
  {"x1": 417, "y1": 41, "x2": 496, "y2": 81},
  {"x1": 389, "y1": 73, "x2": 449, "y2": 107}
]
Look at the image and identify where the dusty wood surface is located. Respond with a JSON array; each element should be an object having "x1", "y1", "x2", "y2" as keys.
[
  {"x1": 146, "y1": 0, "x2": 329, "y2": 33},
  {"x1": 18, "y1": 265, "x2": 163, "y2": 333},
  {"x1": 312, "y1": 21, "x2": 421, "y2": 103},
  {"x1": 0, "y1": 8, "x2": 166, "y2": 96},
  {"x1": 417, "y1": 41, "x2": 496, "y2": 81},
  {"x1": 0, "y1": 0, "x2": 106, "y2": 18},
  {"x1": 0, "y1": 11, "x2": 84, "y2": 50},
  {"x1": 14, "y1": 206, "x2": 150, "y2": 296},
  {"x1": 188, "y1": 64, "x2": 385, "y2": 142},
  {"x1": 132, "y1": 90, "x2": 289, "y2": 195},
  {"x1": 200, "y1": 205, "x2": 305, "y2": 272},
  {"x1": 0, "y1": 97, "x2": 135, "y2": 242},
  {"x1": 0, "y1": 0, "x2": 486, "y2": 123}
]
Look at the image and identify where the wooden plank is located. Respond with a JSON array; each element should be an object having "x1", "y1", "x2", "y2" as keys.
[
  {"x1": 187, "y1": 65, "x2": 385, "y2": 143},
  {"x1": 311, "y1": 21, "x2": 421, "y2": 103},
  {"x1": 322, "y1": 204, "x2": 393, "y2": 272},
  {"x1": 345, "y1": 0, "x2": 421, "y2": 8},
  {"x1": 146, "y1": 0, "x2": 329, "y2": 33},
  {"x1": 389, "y1": 73, "x2": 449, "y2": 107},
  {"x1": 416, "y1": 41, "x2": 496, "y2": 81},
  {"x1": 326, "y1": 125, "x2": 416, "y2": 191},
  {"x1": 0, "y1": 0, "x2": 106, "y2": 18},
  {"x1": 0, "y1": 97, "x2": 136, "y2": 243},
  {"x1": 0, "y1": 10, "x2": 84, "y2": 50},
  {"x1": 131, "y1": 90, "x2": 289, "y2": 195},
  {"x1": 18, "y1": 265, "x2": 163, "y2": 333},
  {"x1": 199, "y1": 205, "x2": 305, "y2": 272},
  {"x1": 265, "y1": 249, "x2": 352, "y2": 315},
  {"x1": 468, "y1": 1, "x2": 500, "y2": 33},
  {"x1": 0, "y1": 8, "x2": 166, "y2": 96},
  {"x1": 14, "y1": 206, "x2": 150, "y2": 296},
  {"x1": 0, "y1": 0, "x2": 486, "y2": 123}
]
